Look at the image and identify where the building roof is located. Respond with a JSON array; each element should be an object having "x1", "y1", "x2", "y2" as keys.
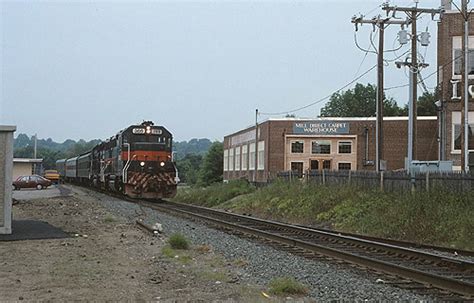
[
  {"x1": 224, "y1": 116, "x2": 437, "y2": 138},
  {"x1": 0, "y1": 125, "x2": 16, "y2": 132},
  {"x1": 13, "y1": 158, "x2": 43, "y2": 163}
]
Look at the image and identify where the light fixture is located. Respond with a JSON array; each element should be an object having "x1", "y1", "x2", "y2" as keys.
[
  {"x1": 160, "y1": 161, "x2": 165, "y2": 167},
  {"x1": 140, "y1": 161, "x2": 145, "y2": 167}
]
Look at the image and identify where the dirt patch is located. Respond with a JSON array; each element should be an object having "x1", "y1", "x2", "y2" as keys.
[{"x1": 0, "y1": 192, "x2": 264, "y2": 301}]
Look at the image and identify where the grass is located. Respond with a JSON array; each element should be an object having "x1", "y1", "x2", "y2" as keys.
[
  {"x1": 173, "y1": 179, "x2": 256, "y2": 207},
  {"x1": 268, "y1": 277, "x2": 308, "y2": 296},
  {"x1": 103, "y1": 214, "x2": 116, "y2": 223},
  {"x1": 168, "y1": 233, "x2": 190, "y2": 250},
  {"x1": 173, "y1": 179, "x2": 474, "y2": 250},
  {"x1": 161, "y1": 246, "x2": 176, "y2": 258}
]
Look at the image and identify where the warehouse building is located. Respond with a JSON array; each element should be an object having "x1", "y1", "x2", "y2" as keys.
[
  {"x1": 437, "y1": 4, "x2": 474, "y2": 170},
  {"x1": 223, "y1": 117, "x2": 438, "y2": 183},
  {"x1": 0, "y1": 125, "x2": 16, "y2": 235}
]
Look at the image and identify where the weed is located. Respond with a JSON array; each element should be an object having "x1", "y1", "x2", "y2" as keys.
[
  {"x1": 161, "y1": 246, "x2": 176, "y2": 258},
  {"x1": 103, "y1": 214, "x2": 116, "y2": 223},
  {"x1": 168, "y1": 233, "x2": 190, "y2": 250},
  {"x1": 268, "y1": 277, "x2": 308, "y2": 296}
]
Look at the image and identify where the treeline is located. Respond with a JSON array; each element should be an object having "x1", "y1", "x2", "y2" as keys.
[
  {"x1": 175, "y1": 142, "x2": 223, "y2": 186},
  {"x1": 320, "y1": 83, "x2": 437, "y2": 117},
  {"x1": 14, "y1": 134, "x2": 101, "y2": 169}
]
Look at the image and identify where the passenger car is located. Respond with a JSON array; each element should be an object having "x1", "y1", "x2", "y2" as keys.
[
  {"x1": 13, "y1": 175, "x2": 52, "y2": 190},
  {"x1": 43, "y1": 170, "x2": 60, "y2": 183}
]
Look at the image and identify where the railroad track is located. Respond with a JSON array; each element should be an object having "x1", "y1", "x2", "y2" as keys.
[{"x1": 138, "y1": 199, "x2": 474, "y2": 299}]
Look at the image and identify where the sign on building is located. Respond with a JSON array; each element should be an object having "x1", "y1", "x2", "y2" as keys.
[{"x1": 293, "y1": 121, "x2": 350, "y2": 135}]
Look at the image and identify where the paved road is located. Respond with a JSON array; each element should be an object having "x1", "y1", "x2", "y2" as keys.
[{"x1": 13, "y1": 185, "x2": 71, "y2": 201}]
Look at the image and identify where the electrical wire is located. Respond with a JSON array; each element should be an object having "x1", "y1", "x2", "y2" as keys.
[
  {"x1": 354, "y1": 31, "x2": 378, "y2": 54},
  {"x1": 384, "y1": 50, "x2": 464, "y2": 91},
  {"x1": 259, "y1": 64, "x2": 377, "y2": 116}
]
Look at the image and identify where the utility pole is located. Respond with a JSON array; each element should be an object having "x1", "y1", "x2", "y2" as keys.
[
  {"x1": 254, "y1": 109, "x2": 258, "y2": 183},
  {"x1": 351, "y1": 16, "x2": 409, "y2": 172},
  {"x1": 461, "y1": 0, "x2": 470, "y2": 172},
  {"x1": 383, "y1": 2, "x2": 443, "y2": 168},
  {"x1": 33, "y1": 133, "x2": 38, "y2": 174}
]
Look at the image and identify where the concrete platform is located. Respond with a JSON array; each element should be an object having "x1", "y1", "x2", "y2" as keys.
[{"x1": 0, "y1": 220, "x2": 69, "y2": 241}]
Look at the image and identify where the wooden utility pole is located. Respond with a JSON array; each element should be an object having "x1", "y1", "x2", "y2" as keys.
[
  {"x1": 383, "y1": 3, "x2": 443, "y2": 163},
  {"x1": 351, "y1": 16, "x2": 408, "y2": 172}
]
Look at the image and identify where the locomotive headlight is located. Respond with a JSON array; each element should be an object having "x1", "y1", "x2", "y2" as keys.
[
  {"x1": 146, "y1": 126, "x2": 151, "y2": 134},
  {"x1": 160, "y1": 161, "x2": 165, "y2": 167},
  {"x1": 140, "y1": 161, "x2": 145, "y2": 167}
]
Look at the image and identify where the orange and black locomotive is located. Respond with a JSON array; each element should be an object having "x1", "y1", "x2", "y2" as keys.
[{"x1": 57, "y1": 121, "x2": 178, "y2": 199}]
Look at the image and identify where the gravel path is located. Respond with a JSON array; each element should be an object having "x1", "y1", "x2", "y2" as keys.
[{"x1": 75, "y1": 187, "x2": 440, "y2": 301}]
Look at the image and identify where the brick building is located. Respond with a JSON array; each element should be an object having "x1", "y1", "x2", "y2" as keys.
[
  {"x1": 223, "y1": 117, "x2": 438, "y2": 183},
  {"x1": 437, "y1": 4, "x2": 474, "y2": 170}
]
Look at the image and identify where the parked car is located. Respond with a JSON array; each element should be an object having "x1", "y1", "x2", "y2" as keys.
[
  {"x1": 13, "y1": 175, "x2": 52, "y2": 190},
  {"x1": 43, "y1": 169, "x2": 60, "y2": 183}
]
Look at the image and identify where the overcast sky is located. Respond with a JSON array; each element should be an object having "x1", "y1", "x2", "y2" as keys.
[{"x1": 1, "y1": 0, "x2": 443, "y2": 142}]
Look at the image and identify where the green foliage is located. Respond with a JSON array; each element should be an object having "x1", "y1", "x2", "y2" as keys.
[
  {"x1": 168, "y1": 233, "x2": 190, "y2": 250},
  {"x1": 161, "y1": 246, "x2": 176, "y2": 258},
  {"x1": 176, "y1": 154, "x2": 203, "y2": 184},
  {"x1": 401, "y1": 91, "x2": 438, "y2": 116},
  {"x1": 197, "y1": 141, "x2": 224, "y2": 186},
  {"x1": 173, "y1": 138, "x2": 212, "y2": 160},
  {"x1": 173, "y1": 179, "x2": 256, "y2": 207},
  {"x1": 268, "y1": 277, "x2": 308, "y2": 296},
  {"x1": 13, "y1": 134, "x2": 101, "y2": 169},
  {"x1": 224, "y1": 181, "x2": 473, "y2": 250},
  {"x1": 320, "y1": 83, "x2": 405, "y2": 117}
]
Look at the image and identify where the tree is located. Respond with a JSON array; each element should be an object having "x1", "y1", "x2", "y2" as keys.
[
  {"x1": 400, "y1": 91, "x2": 438, "y2": 116},
  {"x1": 197, "y1": 142, "x2": 223, "y2": 186},
  {"x1": 176, "y1": 154, "x2": 203, "y2": 185},
  {"x1": 320, "y1": 83, "x2": 405, "y2": 117}
]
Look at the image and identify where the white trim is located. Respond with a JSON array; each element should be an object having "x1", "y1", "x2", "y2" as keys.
[
  {"x1": 235, "y1": 146, "x2": 241, "y2": 171},
  {"x1": 337, "y1": 161, "x2": 352, "y2": 171},
  {"x1": 290, "y1": 140, "x2": 304, "y2": 154},
  {"x1": 13, "y1": 158, "x2": 43, "y2": 163},
  {"x1": 286, "y1": 134, "x2": 357, "y2": 139},
  {"x1": 337, "y1": 140, "x2": 353, "y2": 154},
  {"x1": 310, "y1": 139, "x2": 331, "y2": 155}
]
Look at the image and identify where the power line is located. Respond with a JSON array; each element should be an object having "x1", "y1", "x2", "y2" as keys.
[{"x1": 259, "y1": 64, "x2": 377, "y2": 116}]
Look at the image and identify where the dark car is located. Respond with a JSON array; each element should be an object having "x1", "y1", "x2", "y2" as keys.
[{"x1": 13, "y1": 175, "x2": 52, "y2": 190}]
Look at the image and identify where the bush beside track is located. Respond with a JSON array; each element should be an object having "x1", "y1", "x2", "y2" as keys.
[{"x1": 173, "y1": 180, "x2": 474, "y2": 251}]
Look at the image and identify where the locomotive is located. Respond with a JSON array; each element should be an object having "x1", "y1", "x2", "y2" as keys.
[{"x1": 57, "y1": 121, "x2": 178, "y2": 199}]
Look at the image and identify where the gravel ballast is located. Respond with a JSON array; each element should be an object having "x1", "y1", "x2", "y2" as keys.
[{"x1": 77, "y1": 187, "x2": 441, "y2": 301}]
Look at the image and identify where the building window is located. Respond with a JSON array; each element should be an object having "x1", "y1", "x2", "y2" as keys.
[
  {"x1": 452, "y1": 36, "x2": 474, "y2": 77},
  {"x1": 452, "y1": 112, "x2": 474, "y2": 152},
  {"x1": 229, "y1": 148, "x2": 234, "y2": 171},
  {"x1": 291, "y1": 141, "x2": 304, "y2": 153},
  {"x1": 257, "y1": 141, "x2": 265, "y2": 170},
  {"x1": 338, "y1": 162, "x2": 351, "y2": 170},
  {"x1": 235, "y1": 146, "x2": 241, "y2": 171},
  {"x1": 241, "y1": 145, "x2": 248, "y2": 170},
  {"x1": 291, "y1": 162, "x2": 303, "y2": 177},
  {"x1": 312, "y1": 140, "x2": 331, "y2": 154},
  {"x1": 223, "y1": 149, "x2": 228, "y2": 171},
  {"x1": 249, "y1": 143, "x2": 256, "y2": 170},
  {"x1": 338, "y1": 141, "x2": 352, "y2": 154},
  {"x1": 322, "y1": 160, "x2": 331, "y2": 170}
]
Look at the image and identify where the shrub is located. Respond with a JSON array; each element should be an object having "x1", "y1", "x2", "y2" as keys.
[
  {"x1": 168, "y1": 233, "x2": 190, "y2": 250},
  {"x1": 268, "y1": 277, "x2": 308, "y2": 296}
]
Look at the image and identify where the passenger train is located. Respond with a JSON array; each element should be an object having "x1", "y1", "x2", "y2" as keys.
[{"x1": 56, "y1": 121, "x2": 178, "y2": 199}]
